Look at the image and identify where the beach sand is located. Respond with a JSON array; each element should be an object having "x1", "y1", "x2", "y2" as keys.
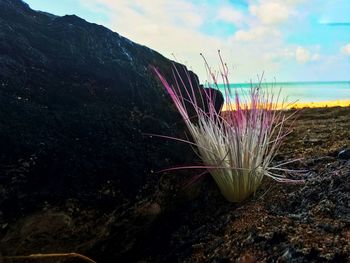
[
  {"x1": 222, "y1": 99, "x2": 350, "y2": 111},
  {"x1": 291, "y1": 99, "x2": 350, "y2": 109}
]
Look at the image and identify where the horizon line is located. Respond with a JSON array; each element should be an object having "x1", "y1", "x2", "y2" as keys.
[{"x1": 202, "y1": 80, "x2": 350, "y2": 86}]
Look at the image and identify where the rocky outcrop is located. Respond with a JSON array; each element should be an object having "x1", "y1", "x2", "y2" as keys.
[
  {"x1": 0, "y1": 0, "x2": 227, "y2": 260},
  {"x1": 0, "y1": 0, "x2": 220, "y2": 213}
]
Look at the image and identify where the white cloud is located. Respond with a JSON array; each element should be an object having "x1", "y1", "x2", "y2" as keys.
[
  {"x1": 282, "y1": 48, "x2": 295, "y2": 58},
  {"x1": 78, "y1": 0, "x2": 347, "y2": 82},
  {"x1": 79, "y1": 0, "x2": 207, "y2": 50},
  {"x1": 234, "y1": 26, "x2": 281, "y2": 41},
  {"x1": 249, "y1": 2, "x2": 290, "y2": 25},
  {"x1": 311, "y1": 53, "x2": 320, "y2": 61},
  {"x1": 341, "y1": 44, "x2": 350, "y2": 55},
  {"x1": 296, "y1": 47, "x2": 310, "y2": 63},
  {"x1": 248, "y1": 0, "x2": 307, "y2": 26},
  {"x1": 295, "y1": 46, "x2": 320, "y2": 63},
  {"x1": 216, "y1": 6, "x2": 244, "y2": 26}
]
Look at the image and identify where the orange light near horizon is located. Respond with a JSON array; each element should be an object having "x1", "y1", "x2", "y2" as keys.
[{"x1": 221, "y1": 99, "x2": 350, "y2": 111}]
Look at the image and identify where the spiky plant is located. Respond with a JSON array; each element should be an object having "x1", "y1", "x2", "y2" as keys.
[{"x1": 152, "y1": 53, "x2": 302, "y2": 202}]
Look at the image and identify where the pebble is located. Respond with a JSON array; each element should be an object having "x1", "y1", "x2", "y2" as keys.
[
  {"x1": 338, "y1": 149, "x2": 350, "y2": 160},
  {"x1": 237, "y1": 253, "x2": 257, "y2": 263},
  {"x1": 281, "y1": 248, "x2": 293, "y2": 260}
]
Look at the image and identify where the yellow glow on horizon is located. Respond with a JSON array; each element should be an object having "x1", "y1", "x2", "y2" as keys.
[
  {"x1": 287, "y1": 99, "x2": 350, "y2": 109},
  {"x1": 222, "y1": 99, "x2": 350, "y2": 111}
]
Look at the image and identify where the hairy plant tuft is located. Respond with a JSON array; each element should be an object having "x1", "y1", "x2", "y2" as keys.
[{"x1": 152, "y1": 52, "x2": 302, "y2": 202}]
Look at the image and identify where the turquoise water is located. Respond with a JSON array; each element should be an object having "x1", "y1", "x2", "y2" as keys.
[{"x1": 215, "y1": 81, "x2": 350, "y2": 103}]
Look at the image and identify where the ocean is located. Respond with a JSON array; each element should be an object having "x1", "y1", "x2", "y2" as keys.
[{"x1": 215, "y1": 81, "x2": 350, "y2": 108}]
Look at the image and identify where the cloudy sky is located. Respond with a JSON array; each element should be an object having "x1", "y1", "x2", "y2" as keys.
[{"x1": 25, "y1": 0, "x2": 350, "y2": 83}]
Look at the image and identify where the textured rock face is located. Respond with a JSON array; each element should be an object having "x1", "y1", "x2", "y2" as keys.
[{"x1": 0, "y1": 0, "x2": 221, "y2": 209}]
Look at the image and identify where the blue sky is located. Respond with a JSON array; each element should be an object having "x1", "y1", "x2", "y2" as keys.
[{"x1": 25, "y1": 0, "x2": 350, "y2": 83}]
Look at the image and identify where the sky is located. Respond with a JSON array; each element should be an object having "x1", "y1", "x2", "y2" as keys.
[{"x1": 24, "y1": 0, "x2": 350, "y2": 83}]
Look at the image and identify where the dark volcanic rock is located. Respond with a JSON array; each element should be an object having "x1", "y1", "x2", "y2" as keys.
[
  {"x1": 0, "y1": 0, "x2": 219, "y2": 214},
  {"x1": 0, "y1": 0, "x2": 227, "y2": 261}
]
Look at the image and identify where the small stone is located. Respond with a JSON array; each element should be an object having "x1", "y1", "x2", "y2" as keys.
[
  {"x1": 237, "y1": 253, "x2": 257, "y2": 263},
  {"x1": 338, "y1": 149, "x2": 350, "y2": 160},
  {"x1": 281, "y1": 248, "x2": 293, "y2": 260}
]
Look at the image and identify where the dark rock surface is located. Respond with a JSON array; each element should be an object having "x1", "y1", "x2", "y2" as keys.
[
  {"x1": 0, "y1": 0, "x2": 224, "y2": 256},
  {"x1": 0, "y1": 0, "x2": 206, "y2": 206}
]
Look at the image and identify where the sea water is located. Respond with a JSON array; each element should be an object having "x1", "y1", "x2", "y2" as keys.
[{"x1": 215, "y1": 81, "x2": 350, "y2": 105}]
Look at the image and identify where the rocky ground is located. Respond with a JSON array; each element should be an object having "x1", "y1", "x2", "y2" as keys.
[{"x1": 1, "y1": 106, "x2": 349, "y2": 263}]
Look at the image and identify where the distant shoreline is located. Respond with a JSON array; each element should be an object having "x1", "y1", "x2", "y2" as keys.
[
  {"x1": 214, "y1": 81, "x2": 350, "y2": 111},
  {"x1": 207, "y1": 80, "x2": 350, "y2": 87},
  {"x1": 222, "y1": 99, "x2": 350, "y2": 111},
  {"x1": 287, "y1": 99, "x2": 350, "y2": 109}
]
